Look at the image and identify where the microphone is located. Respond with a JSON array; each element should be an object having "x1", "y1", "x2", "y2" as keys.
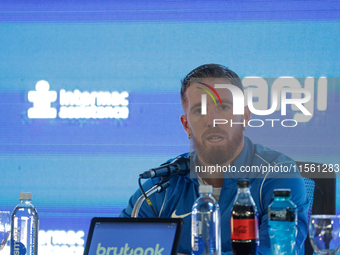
[{"x1": 139, "y1": 156, "x2": 190, "y2": 179}]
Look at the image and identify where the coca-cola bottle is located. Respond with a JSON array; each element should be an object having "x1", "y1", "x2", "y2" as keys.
[{"x1": 231, "y1": 179, "x2": 259, "y2": 255}]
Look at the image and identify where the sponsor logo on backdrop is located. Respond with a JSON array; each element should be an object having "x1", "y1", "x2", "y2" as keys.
[
  {"x1": 38, "y1": 230, "x2": 84, "y2": 255},
  {"x1": 2, "y1": 229, "x2": 85, "y2": 255},
  {"x1": 28, "y1": 80, "x2": 129, "y2": 119},
  {"x1": 196, "y1": 77, "x2": 327, "y2": 127}
]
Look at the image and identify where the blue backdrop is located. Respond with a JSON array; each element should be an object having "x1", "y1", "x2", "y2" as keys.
[{"x1": 1, "y1": 1, "x2": 339, "y2": 254}]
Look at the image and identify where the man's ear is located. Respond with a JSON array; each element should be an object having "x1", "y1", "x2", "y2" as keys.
[
  {"x1": 180, "y1": 114, "x2": 191, "y2": 136},
  {"x1": 244, "y1": 106, "x2": 251, "y2": 125}
]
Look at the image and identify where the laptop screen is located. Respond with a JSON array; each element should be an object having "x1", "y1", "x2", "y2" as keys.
[{"x1": 84, "y1": 218, "x2": 183, "y2": 255}]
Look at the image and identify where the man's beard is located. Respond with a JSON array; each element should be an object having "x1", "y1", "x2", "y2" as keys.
[{"x1": 191, "y1": 125, "x2": 243, "y2": 165}]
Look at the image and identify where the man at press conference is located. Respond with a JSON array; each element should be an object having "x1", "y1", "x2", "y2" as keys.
[{"x1": 120, "y1": 64, "x2": 309, "y2": 255}]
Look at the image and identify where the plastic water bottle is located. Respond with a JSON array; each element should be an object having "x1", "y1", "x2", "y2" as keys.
[
  {"x1": 268, "y1": 189, "x2": 297, "y2": 255},
  {"x1": 10, "y1": 192, "x2": 39, "y2": 255},
  {"x1": 231, "y1": 179, "x2": 259, "y2": 255},
  {"x1": 191, "y1": 185, "x2": 221, "y2": 255}
]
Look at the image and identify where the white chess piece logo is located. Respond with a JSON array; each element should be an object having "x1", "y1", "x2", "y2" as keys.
[{"x1": 28, "y1": 80, "x2": 57, "y2": 119}]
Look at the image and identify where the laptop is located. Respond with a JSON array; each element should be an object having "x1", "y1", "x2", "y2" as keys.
[{"x1": 83, "y1": 217, "x2": 183, "y2": 255}]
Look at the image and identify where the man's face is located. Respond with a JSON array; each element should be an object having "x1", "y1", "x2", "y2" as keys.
[{"x1": 180, "y1": 78, "x2": 250, "y2": 165}]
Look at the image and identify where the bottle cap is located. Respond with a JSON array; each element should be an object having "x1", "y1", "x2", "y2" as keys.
[
  {"x1": 237, "y1": 179, "x2": 250, "y2": 188},
  {"x1": 19, "y1": 192, "x2": 32, "y2": 200},
  {"x1": 199, "y1": 185, "x2": 212, "y2": 194},
  {"x1": 273, "y1": 189, "x2": 291, "y2": 197}
]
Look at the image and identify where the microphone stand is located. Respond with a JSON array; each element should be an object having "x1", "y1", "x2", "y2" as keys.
[{"x1": 131, "y1": 181, "x2": 170, "y2": 218}]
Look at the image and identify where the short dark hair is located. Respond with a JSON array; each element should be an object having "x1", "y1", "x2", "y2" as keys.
[{"x1": 180, "y1": 64, "x2": 243, "y2": 109}]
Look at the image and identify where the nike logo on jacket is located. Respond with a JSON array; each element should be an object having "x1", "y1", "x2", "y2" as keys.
[{"x1": 171, "y1": 209, "x2": 192, "y2": 218}]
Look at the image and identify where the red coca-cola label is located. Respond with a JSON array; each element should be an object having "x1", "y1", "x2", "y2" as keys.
[{"x1": 231, "y1": 219, "x2": 259, "y2": 240}]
